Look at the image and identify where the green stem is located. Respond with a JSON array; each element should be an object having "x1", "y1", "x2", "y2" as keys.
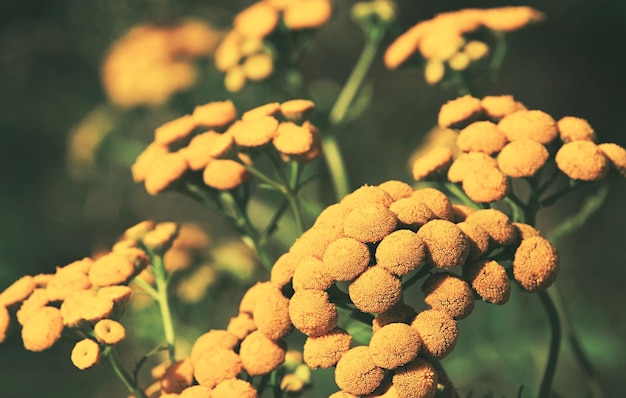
[
  {"x1": 538, "y1": 290, "x2": 561, "y2": 398},
  {"x1": 321, "y1": 134, "x2": 351, "y2": 200},
  {"x1": 107, "y1": 346, "x2": 148, "y2": 398},
  {"x1": 151, "y1": 254, "x2": 176, "y2": 363},
  {"x1": 443, "y1": 182, "x2": 482, "y2": 210},
  {"x1": 130, "y1": 276, "x2": 158, "y2": 300},
  {"x1": 488, "y1": 31, "x2": 508, "y2": 83}
]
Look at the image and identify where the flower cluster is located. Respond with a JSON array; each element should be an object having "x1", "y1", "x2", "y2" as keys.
[
  {"x1": 215, "y1": 0, "x2": 333, "y2": 92},
  {"x1": 412, "y1": 94, "x2": 626, "y2": 203},
  {"x1": 101, "y1": 19, "x2": 222, "y2": 107},
  {"x1": 384, "y1": 7, "x2": 544, "y2": 84},
  {"x1": 131, "y1": 99, "x2": 321, "y2": 195}
]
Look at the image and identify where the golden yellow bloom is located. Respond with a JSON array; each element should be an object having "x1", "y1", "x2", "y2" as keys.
[
  {"x1": 512, "y1": 222, "x2": 541, "y2": 240},
  {"x1": 289, "y1": 225, "x2": 343, "y2": 260},
  {"x1": 17, "y1": 288, "x2": 50, "y2": 325},
  {"x1": 369, "y1": 323, "x2": 421, "y2": 369},
  {"x1": 513, "y1": 236, "x2": 559, "y2": 292},
  {"x1": 335, "y1": 346, "x2": 385, "y2": 395},
  {"x1": 289, "y1": 290, "x2": 337, "y2": 337},
  {"x1": 341, "y1": 185, "x2": 394, "y2": 209},
  {"x1": 344, "y1": 203, "x2": 398, "y2": 243},
  {"x1": 61, "y1": 290, "x2": 114, "y2": 325},
  {"x1": 239, "y1": 330, "x2": 286, "y2": 376},
  {"x1": 303, "y1": 327, "x2": 352, "y2": 369},
  {"x1": 411, "y1": 147, "x2": 454, "y2": 181},
  {"x1": 410, "y1": 309, "x2": 458, "y2": 360},
  {"x1": 463, "y1": 163, "x2": 509, "y2": 203},
  {"x1": 88, "y1": 252, "x2": 135, "y2": 287},
  {"x1": 456, "y1": 222, "x2": 490, "y2": 261},
  {"x1": 131, "y1": 143, "x2": 170, "y2": 183},
  {"x1": 497, "y1": 110, "x2": 558, "y2": 144},
  {"x1": 389, "y1": 197, "x2": 436, "y2": 229},
  {"x1": 281, "y1": 373, "x2": 305, "y2": 393},
  {"x1": 424, "y1": 59, "x2": 445, "y2": 85},
  {"x1": 598, "y1": 143, "x2": 626, "y2": 176},
  {"x1": 0, "y1": 275, "x2": 35, "y2": 307},
  {"x1": 192, "y1": 100, "x2": 237, "y2": 128},
  {"x1": 161, "y1": 359, "x2": 195, "y2": 394},
  {"x1": 392, "y1": 358, "x2": 438, "y2": 398},
  {"x1": 322, "y1": 237, "x2": 370, "y2": 281},
  {"x1": 227, "y1": 313, "x2": 257, "y2": 340},
  {"x1": 283, "y1": 0, "x2": 333, "y2": 30},
  {"x1": 557, "y1": 116, "x2": 596, "y2": 142},
  {"x1": 438, "y1": 95, "x2": 482, "y2": 129},
  {"x1": 190, "y1": 329, "x2": 239, "y2": 366},
  {"x1": 225, "y1": 65, "x2": 247, "y2": 92},
  {"x1": 555, "y1": 140, "x2": 609, "y2": 181},
  {"x1": 0, "y1": 306, "x2": 9, "y2": 343},
  {"x1": 269, "y1": 252, "x2": 300, "y2": 288},
  {"x1": 375, "y1": 230, "x2": 426, "y2": 276},
  {"x1": 447, "y1": 152, "x2": 497, "y2": 183},
  {"x1": 71, "y1": 338, "x2": 101, "y2": 370},
  {"x1": 202, "y1": 157, "x2": 250, "y2": 190},
  {"x1": 21, "y1": 306, "x2": 64, "y2": 352},
  {"x1": 480, "y1": 7, "x2": 544, "y2": 32},
  {"x1": 273, "y1": 122, "x2": 314, "y2": 155},
  {"x1": 144, "y1": 151, "x2": 189, "y2": 195},
  {"x1": 465, "y1": 209, "x2": 518, "y2": 246},
  {"x1": 280, "y1": 99, "x2": 315, "y2": 122},
  {"x1": 46, "y1": 261, "x2": 93, "y2": 302},
  {"x1": 463, "y1": 40, "x2": 489, "y2": 60},
  {"x1": 497, "y1": 139, "x2": 548, "y2": 178},
  {"x1": 243, "y1": 53, "x2": 274, "y2": 81},
  {"x1": 94, "y1": 319, "x2": 126, "y2": 345},
  {"x1": 193, "y1": 347, "x2": 243, "y2": 388},
  {"x1": 377, "y1": 180, "x2": 414, "y2": 201},
  {"x1": 292, "y1": 256, "x2": 333, "y2": 291},
  {"x1": 383, "y1": 22, "x2": 431, "y2": 69},
  {"x1": 329, "y1": 392, "x2": 359, "y2": 398},
  {"x1": 242, "y1": 102, "x2": 281, "y2": 121},
  {"x1": 480, "y1": 95, "x2": 526, "y2": 120},
  {"x1": 416, "y1": 220, "x2": 469, "y2": 269},
  {"x1": 212, "y1": 378, "x2": 258, "y2": 398},
  {"x1": 154, "y1": 114, "x2": 197, "y2": 146},
  {"x1": 179, "y1": 385, "x2": 213, "y2": 398},
  {"x1": 32, "y1": 273, "x2": 54, "y2": 288},
  {"x1": 240, "y1": 282, "x2": 276, "y2": 314},
  {"x1": 372, "y1": 302, "x2": 416, "y2": 333},
  {"x1": 422, "y1": 273, "x2": 474, "y2": 320},
  {"x1": 349, "y1": 266, "x2": 402, "y2": 313},
  {"x1": 448, "y1": 52, "x2": 470, "y2": 71},
  {"x1": 252, "y1": 284, "x2": 292, "y2": 340},
  {"x1": 313, "y1": 203, "x2": 352, "y2": 231},
  {"x1": 230, "y1": 116, "x2": 279, "y2": 147},
  {"x1": 234, "y1": 2, "x2": 280, "y2": 38},
  {"x1": 411, "y1": 188, "x2": 454, "y2": 220},
  {"x1": 457, "y1": 121, "x2": 508, "y2": 154},
  {"x1": 463, "y1": 259, "x2": 511, "y2": 305}
]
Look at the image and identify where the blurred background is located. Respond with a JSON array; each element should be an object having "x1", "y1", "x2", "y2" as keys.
[{"x1": 1, "y1": 0, "x2": 625, "y2": 397}]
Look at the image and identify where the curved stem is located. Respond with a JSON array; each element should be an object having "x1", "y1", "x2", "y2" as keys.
[
  {"x1": 538, "y1": 290, "x2": 561, "y2": 398},
  {"x1": 151, "y1": 253, "x2": 176, "y2": 363},
  {"x1": 107, "y1": 346, "x2": 148, "y2": 398},
  {"x1": 443, "y1": 182, "x2": 482, "y2": 210},
  {"x1": 321, "y1": 134, "x2": 351, "y2": 200}
]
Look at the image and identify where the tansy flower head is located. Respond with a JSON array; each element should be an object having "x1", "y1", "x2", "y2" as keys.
[
  {"x1": 349, "y1": 266, "x2": 402, "y2": 313},
  {"x1": 371, "y1": 302, "x2": 416, "y2": 333},
  {"x1": 21, "y1": 306, "x2": 64, "y2": 352},
  {"x1": 341, "y1": 185, "x2": 394, "y2": 209},
  {"x1": 227, "y1": 313, "x2": 257, "y2": 340},
  {"x1": 369, "y1": 323, "x2": 421, "y2": 369},
  {"x1": 375, "y1": 229, "x2": 426, "y2": 276},
  {"x1": 497, "y1": 110, "x2": 558, "y2": 144},
  {"x1": 17, "y1": 288, "x2": 51, "y2": 326},
  {"x1": 463, "y1": 259, "x2": 511, "y2": 305},
  {"x1": 462, "y1": 165, "x2": 510, "y2": 203},
  {"x1": 144, "y1": 151, "x2": 189, "y2": 195},
  {"x1": 411, "y1": 188, "x2": 454, "y2": 220},
  {"x1": 290, "y1": 226, "x2": 343, "y2": 260},
  {"x1": 480, "y1": 95, "x2": 527, "y2": 120},
  {"x1": 392, "y1": 358, "x2": 438, "y2": 398},
  {"x1": 322, "y1": 237, "x2": 371, "y2": 281},
  {"x1": 154, "y1": 114, "x2": 197, "y2": 146},
  {"x1": 88, "y1": 252, "x2": 136, "y2": 287},
  {"x1": 190, "y1": 329, "x2": 239, "y2": 366},
  {"x1": 389, "y1": 197, "x2": 437, "y2": 229},
  {"x1": 438, "y1": 95, "x2": 483, "y2": 129},
  {"x1": 497, "y1": 139, "x2": 549, "y2": 178},
  {"x1": 456, "y1": 121, "x2": 508, "y2": 155},
  {"x1": 179, "y1": 385, "x2": 214, "y2": 398},
  {"x1": 0, "y1": 275, "x2": 36, "y2": 307},
  {"x1": 377, "y1": 180, "x2": 414, "y2": 201},
  {"x1": 60, "y1": 290, "x2": 114, "y2": 325},
  {"x1": 557, "y1": 116, "x2": 596, "y2": 142},
  {"x1": 447, "y1": 151, "x2": 498, "y2": 183},
  {"x1": 598, "y1": 143, "x2": 626, "y2": 176},
  {"x1": 0, "y1": 306, "x2": 10, "y2": 344},
  {"x1": 411, "y1": 147, "x2": 454, "y2": 181},
  {"x1": 334, "y1": 346, "x2": 385, "y2": 395},
  {"x1": 193, "y1": 347, "x2": 243, "y2": 388},
  {"x1": 230, "y1": 116, "x2": 279, "y2": 147},
  {"x1": 191, "y1": 100, "x2": 237, "y2": 128},
  {"x1": 252, "y1": 284, "x2": 292, "y2": 340},
  {"x1": 280, "y1": 99, "x2": 315, "y2": 123},
  {"x1": 313, "y1": 203, "x2": 352, "y2": 230},
  {"x1": 239, "y1": 330, "x2": 286, "y2": 376},
  {"x1": 283, "y1": 0, "x2": 333, "y2": 30},
  {"x1": 239, "y1": 282, "x2": 276, "y2": 314},
  {"x1": 513, "y1": 236, "x2": 559, "y2": 292},
  {"x1": 422, "y1": 273, "x2": 475, "y2": 320},
  {"x1": 456, "y1": 221, "x2": 490, "y2": 261},
  {"x1": 161, "y1": 359, "x2": 195, "y2": 394},
  {"x1": 94, "y1": 319, "x2": 126, "y2": 345},
  {"x1": 512, "y1": 222, "x2": 541, "y2": 240},
  {"x1": 479, "y1": 6, "x2": 545, "y2": 32},
  {"x1": 242, "y1": 102, "x2": 281, "y2": 121},
  {"x1": 71, "y1": 338, "x2": 101, "y2": 370},
  {"x1": 272, "y1": 122, "x2": 314, "y2": 155},
  {"x1": 293, "y1": 256, "x2": 334, "y2": 292},
  {"x1": 465, "y1": 209, "x2": 518, "y2": 246},
  {"x1": 343, "y1": 203, "x2": 398, "y2": 243},
  {"x1": 555, "y1": 140, "x2": 609, "y2": 181},
  {"x1": 212, "y1": 378, "x2": 258, "y2": 398},
  {"x1": 142, "y1": 222, "x2": 179, "y2": 253},
  {"x1": 410, "y1": 309, "x2": 458, "y2": 360},
  {"x1": 234, "y1": 2, "x2": 280, "y2": 38},
  {"x1": 46, "y1": 261, "x2": 93, "y2": 302},
  {"x1": 416, "y1": 220, "x2": 469, "y2": 269},
  {"x1": 289, "y1": 289, "x2": 337, "y2": 337},
  {"x1": 270, "y1": 252, "x2": 301, "y2": 288},
  {"x1": 202, "y1": 157, "x2": 251, "y2": 190},
  {"x1": 303, "y1": 327, "x2": 352, "y2": 369}
]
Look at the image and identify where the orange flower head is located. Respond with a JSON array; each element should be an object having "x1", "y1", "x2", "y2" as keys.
[
  {"x1": 131, "y1": 143, "x2": 169, "y2": 183},
  {"x1": 438, "y1": 95, "x2": 483, "y2": 129},
  {"x1": 239, "y1": 282, "x2": 276, "y2": 314},
  {"x1": 335, "y1": 346, "x2": 385, "y2": 395},
  {"x1": 283, "y1": 0, "x2": 333, "y2": 30},
  {"x1": 192, "y1": 100, "x2": 238, "y2": 128},
  {"x1": 463, "y1": 40, "x2": 489, "y2": 60},
  {"x1": 383, "y1": 21, "x2": 431, "y2": 69},
  {"x1": 512, "y1": 222, "x2": 541, "y2": 241},
  {"x1": 144, "y1": 151, "x2": 188, "y2": 195},
  {"x1": 243, "y1": 53, "x2": 274, "y2": 81},
  {"x1": 71, "y1": 338, "x2": 101, "y2": 370},
  {"x1": 424, "y1": 59, "x2": 445, "y2": 85},
  {"x1": 88, "y1": 252, "x2": 136, "y2": 287},
  {"x1": 193, "y1": 347, "x2": 242, "y2": 388},
  {"x1": 252, "y1": 285, "x2": 292, "y2": 340},
  {"x1": 480, "y1": 95, "x2": 526, "y2": 120},
  {"x1": 447, "y1": 152, "x2": 498, "y2": 183},
  {"x1": 94, "y1": 319, "x2": 126, "y2": 345},
  {"x1": 239, "y1": 330, "x2": 286, "y2": 376},
  {"x1": 154, "y1": 114, "x2": 197, "y2": 146},
  {"x1": 242, "y1": 102, "x2": 281, "y2": 121},
  {"x1": 411, "y1": 188, "x2": 454, "y2": 221},
  {"x1": 377, "y1": 180, "x2": 414, "y2": 201},
  {"x1": 555, "y1": 140, "x2": 609, "y2": 181},
  {"x1": 17, "y1": 289, "x2": 50, "y2": 326},
  {"x1": 227, "y1": 312, "x2": 257, "y2": 340},
  {"x1": 21, "y1": 306, "x2": 64, "y2": 352},
  {"x1": 329, "y1": 392, "x2": 359, "y2": 398},
  {"x1": 190, "y1": 329, "x2": 239, "y2": 366},
  {"x1": 389, "y1": 197, "x2": 437, "y2": 229},
  {"x1": 0, "y1": 306, "x2": 9, "y2": 343},
  {"x1": 372, "y1": 302, "x2": 416, "y2": 333},
  {"x1": 513, "y1": 236, "x2": 559, "y2": 292},
  {"x1": 292, "y1": 256, "x2": 334, "y2": 292},
  {"x1": 234, "y1": 2, "x2": 280, "y2": 38},
  {"x1": 212, "y1": 378, "x2": 258, "y2": 398},
  {"x1": 456, "y1": 222, "x2": 490, "y2": 261},
  {"x1": 46, "y1": 261, "x2": 93, "y2": 302},
  {"x1": 465, "y1": 208, "x2": 518, "y2": 246},
  {"x1": 122, "y1": 220, "x2": 155, "y2": 241},
  {"x1": 557, "y1": 116, "x2": 596, "y2": 142},
  {"x1": 289, "y1": 290, "x2": 337, "y2": 337},
  {"x1": 448, "y1": 52, "x2": 471, "y2": 71},
  {"x1": 341, "y1": 185, "x2": 394, "y2": 209},
  {"x1": 179, "y1": 385, "x2": 214, "y2": 398},
  {"x1": 202, "y1": 157, "x2": 250, "y2": 190},
  {"x1": 303, "y1": 327, "x2": 352, "y2": 369},
  {"x1": 598, "y1": 143, "x2": 626, "y2": 176},
  {"x1": 497, "y1": 139, "x2": 549, "y2": 178},
  {"x1": 215, "y1": 31, "x2": 243, "y2": 72},
  {"x1": 497, "y1": 110, "x2": 558, "y2": 144},
  {"x1": 369, "y1": 323, "x2": 421, "y2": 369},
  {"x1": 410, "y1": 309, "x2": 458, "y2": 360},
  {"x1": 169, "y1": 19, "x2": 222, "y2": 57},
  {"x1": 480, "y1": 7, "x2": 544, "y2": 32},
  {"x1": 411, "y1": 147, "x2": 454, "y2": 181},
  {"x1": 349, "y1": 266, "x2": 402, "y2": 313},
  {"x1": 273, "y1": 122, "x2": 314, "y2": 155},
  {"x1": 161, "y1": 359, "x2": 195, "y2": 394},
  {"x1": 375, "y1": 229, "x2": 425, "y2": 276},
  {"x1": 392, "y1": 358, "x2": 438, "y2": 398},
  {"x1": 416, "y1": 220, "x2": 469, "y2": 269},
  {"x1": 462, "y1": 165, "x2": 510, "y2": 203},
  {"x1": 143, "y1": 222, "x2": 179, "y2": 253},
  {"x1": 73, "y1": 292, "x2": 115, "y2": 323},
  {"x1": 290, "y1": 225, "x2": 344, "y2": 260},
  {"x1": 280, "y1": 99, "x2": 315, "y2": 122},
  {"x1": 270, "y1": 252, "x2": 300, "y2": 288},
  {"x1": 0, "y1": 275, "x2": 36, "y2": 307},
  {"x1": 322, "y1": 237, "x2": 370, "y2": 282},
  {"x1": 313, "y1": 203, "x2": 352, "y2": 230},
  {"x1": 422, "y1": 272, "x2": 474, "y2": 320},
  {"x1": 231, "y1": 115, "x2": 279, "y2": 147},
  {"x1": 344, "y1": 203, "x2": 398, "y2": 243},
  {"x1": 463, "y1": 259, "x2": 511, "y2": 305},
  {"x1": 225, "y1": 65, "x2": 247, "y2": 92},
  {"x1": 457, "y1": 121, "x2": 508, "y2": 154}
]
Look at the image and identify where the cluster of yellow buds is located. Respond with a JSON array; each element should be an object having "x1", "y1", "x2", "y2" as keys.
[
  {"x1": 215, "y1": 0, "x2": 333, "y2": 92},
  {"x1": 412, "y1": 94, "x2": 626, "y2": 203},
  {"x1": 131, "y1": 99, "x2": 321, "y2": 195},
  {"x1": 384, "y1": 7, "x2": 544, "y2": 84},
  {"x1": 101, "y1": 19, "x2": 222, "y2": 107}
]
